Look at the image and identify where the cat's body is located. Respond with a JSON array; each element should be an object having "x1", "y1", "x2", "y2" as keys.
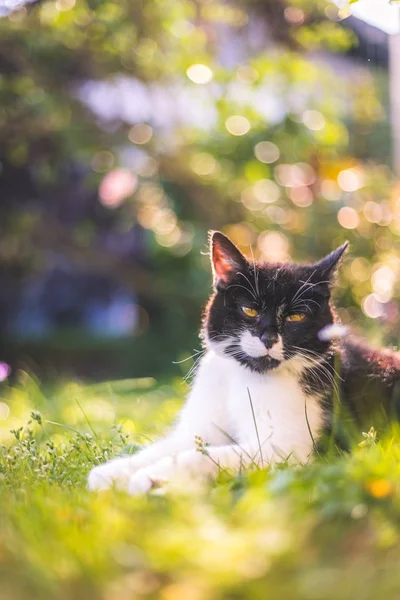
[{"x1": 88, "y1": 232, "x2": 400, "y2": 494}]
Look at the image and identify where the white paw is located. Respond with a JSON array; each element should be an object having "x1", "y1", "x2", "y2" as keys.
[
  {"x1": 127, "y1": 469, "x2": 155, "y2": 496},
  {"x1": 88, "y1": 459, "x2": 132, "y2": 491},
  {"x1": 127, "y1": 457, "x2": 175, "y2": 496}
]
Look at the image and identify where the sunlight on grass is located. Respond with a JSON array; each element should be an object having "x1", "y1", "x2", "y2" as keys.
[{"x1": 1, "y1": 375, "x2": 400, "y2": 599}]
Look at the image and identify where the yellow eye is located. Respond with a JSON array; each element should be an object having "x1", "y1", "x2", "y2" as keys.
[
  {"x1": 241, "y1": 306, "x2": 259, "y2": 318},
  {"x1": 286, "y1": 313, "x2": 306, "y2": 323}
]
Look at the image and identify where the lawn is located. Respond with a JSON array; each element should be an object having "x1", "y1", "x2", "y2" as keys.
[{"x1": 1, "y1": 370, "x2": 400, "y2": 600}]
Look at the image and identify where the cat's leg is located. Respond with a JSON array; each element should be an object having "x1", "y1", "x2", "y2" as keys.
[
  {"x1": 88, "y1": 351, "x2": 230, "y2": 491},
  {"x1": 126, "y1": 416, "x2": 313, "y2": 494},
  {"x1": 127, "y1": 443, "x2": 261, "y2": 495},
  {"x1": 88, "y1": 435, "x2": 191, "y2": 491}
]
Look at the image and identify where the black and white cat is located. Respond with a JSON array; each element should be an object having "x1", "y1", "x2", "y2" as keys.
[{"x1": 88, "y1": 231, "x2": 400, "y2": 494}]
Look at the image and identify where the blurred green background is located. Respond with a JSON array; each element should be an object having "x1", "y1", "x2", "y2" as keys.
[{"x1": 0, "y1": 0, "x2": 399, "y2": 382}]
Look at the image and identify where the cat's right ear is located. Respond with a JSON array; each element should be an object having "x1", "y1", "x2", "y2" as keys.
[
  {"x1": 313, "y1": 242, "x2": 349, "y2": 281},
  {"x1": 209, "y1": 231, "x2": 248, "y2": 288}
]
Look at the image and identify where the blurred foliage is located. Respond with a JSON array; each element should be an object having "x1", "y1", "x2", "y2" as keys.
[{"x1": 0, "y1": 0, "x2": 398, "y2": 377}]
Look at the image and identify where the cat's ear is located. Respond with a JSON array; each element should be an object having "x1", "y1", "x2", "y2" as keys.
[
  {"x1": 314, "y1": 242, "x2": 349, "y2": 281},
  {"x1": 210, "y1": 231, "x2": 248, "y2": 287}
]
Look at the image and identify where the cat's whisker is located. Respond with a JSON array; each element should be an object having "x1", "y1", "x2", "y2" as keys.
[
  {"x1": 226, "y1": 283, "x2": 257, "y2": 301},
  {"x1": 290, "y1": 302, "x2": 314, "y2": 315},
  {"x1": 288, "y1": 346, "x2": 334, "y2": 371},
  {"x1": 287, "y1": 353, "x2": 338, "y2": 397},
  {"x1": 173, "y1": 349, "x2": 205, "y2": 365},
  {"x1": 300, "y1": 364, "x2": 328, "y2": 393},
  {"x1": 287, "y1": 347, "x2": 342, "y2": 397},
  {"x1": 291, "y1": 298, "x2": 322, "y2": 312},
  {"x1": 289, "y1": 278, "x2": 331, "y2": 311},
  {"x1": 183, "y1": 350, "x2": 207, "y2": 382},
  {"x1": 289, "y1": 345, "x2": 343, "y2": 382},
  {"x1": 248, "y1": 245, "x2": 261, "y2": 299},
  {"x1": 236, "y1": 271, "x2": 259, "y2": 301},
  {"x1": 287, "y1": 346, "x2": 334, "y2": 375},
  {"x1": 290, "y1": 271, "x2": 316, "y2": 306}
]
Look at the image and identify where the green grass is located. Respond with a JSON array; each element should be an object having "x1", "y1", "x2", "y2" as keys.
[{"x1": 2, "y1": 371, "x2": 400, "y2": 599}]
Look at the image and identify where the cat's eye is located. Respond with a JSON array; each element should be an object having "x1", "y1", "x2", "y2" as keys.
[
  {"x1": 241, "y1": 306, "x2": 259, "y2": 318},
  {"x1": 286, "y1": 313, "x2": 306, "y2": 323}
]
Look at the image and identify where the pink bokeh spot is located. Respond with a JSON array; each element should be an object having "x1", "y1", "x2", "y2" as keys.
[
  {"x1": 0, "y1": 362, "x2": 11, "y2": 382},
  {"x1": 99, "y1": 168, "x2": 138, "y2": 208}
]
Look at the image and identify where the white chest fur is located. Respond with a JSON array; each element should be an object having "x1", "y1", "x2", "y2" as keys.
[
  {"x1": 198, "y1": 352, "x2": 324, "y2": 464},
  {"x1": 87, "y1": 350, "x2": 326, "y2": 493}
]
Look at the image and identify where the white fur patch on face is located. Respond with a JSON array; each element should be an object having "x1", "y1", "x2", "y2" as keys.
[
  {"x1": 240, "y1": 331, "x2": 284, "y2": 361},
  {"x1": 240, "y1": 331, "x2": 267, "y2": 358}
]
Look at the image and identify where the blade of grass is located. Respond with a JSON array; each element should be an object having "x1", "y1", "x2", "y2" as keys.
[{"x1": 247, "y1": 387, "x2": 264, "y2": 467}]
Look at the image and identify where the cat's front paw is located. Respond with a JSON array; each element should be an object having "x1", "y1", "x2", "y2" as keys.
[
  {"x1": 88, "y1": 458, "x2": 132, "y2": 491},
  {"x1": 127, "y1": 456, "x2": 176, "y2": 496},
  {"x1": 127, "y1": 469, "x2": 156, "y2": 495},
  {"x1": 126, "y1": 453, "x2": 210, "y2": 495}
]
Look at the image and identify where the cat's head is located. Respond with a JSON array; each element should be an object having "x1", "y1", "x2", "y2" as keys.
[{"x1": 203, "y1": 231, "x2": 348, "y2": 374}]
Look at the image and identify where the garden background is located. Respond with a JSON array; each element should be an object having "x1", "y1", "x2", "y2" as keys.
[{"x1": 1, "y1": 0, "x2": 399, "y2": 381}]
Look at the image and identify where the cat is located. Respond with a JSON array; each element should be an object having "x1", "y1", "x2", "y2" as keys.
[{"x1": 88, "y1": 231, "x2": 400, "y2": 494}]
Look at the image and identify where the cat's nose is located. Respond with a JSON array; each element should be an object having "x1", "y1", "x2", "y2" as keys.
[{"x1": 260, "y1": 331, "x2": 278, "y2": 349}]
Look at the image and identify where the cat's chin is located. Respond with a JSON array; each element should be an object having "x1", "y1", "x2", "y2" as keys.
[
  {"x1": 207, "y1": 340, "x2": 282, "y2": 373},
  {"x1": 238, "y1": 355, "x2": 282, "y2": 374}
]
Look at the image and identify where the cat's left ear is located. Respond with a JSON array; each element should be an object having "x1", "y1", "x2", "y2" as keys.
[{"x1": 314, "y1": 242, "x2": 349, "y2": 280}]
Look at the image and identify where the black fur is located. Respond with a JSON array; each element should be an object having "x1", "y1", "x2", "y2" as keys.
[{"x1": 202, "y1": 231, "x2": 400, "y2": 440}]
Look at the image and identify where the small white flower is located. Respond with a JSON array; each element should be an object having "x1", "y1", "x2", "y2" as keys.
[{"x1": 318, "y1": 324, "x2": 348, "y2": 342}]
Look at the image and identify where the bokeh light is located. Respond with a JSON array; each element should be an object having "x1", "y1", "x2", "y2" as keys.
[
  {"x1": 257, "y1": 231, "x2": 289, "y2": 262},
  {"x1": 99, "y1": 169, "x2": 138, "y2": 208},
  {"x1": 321, "y1": 179, "x2": 342, "y2": 201},
  {"x1": 337, "y1": 168, "x2": 365, "y2": 192},
  {"x1": 0, "y1": 362, "x2": 11, "y2": 382},
  {"x1": 190, "y1": 153, "x2": 218, "y2": 177},
  {"x1": 186, "y1": 64, "x2": 213, "y2": 84},
  {"x1": 225, "y1": 115, "x2": 251, "y2": 136},
  {"x1": 55, "y1": 0, "x2": 76, "y2": 11},
  {"x1": 128, "y1": 124, "x2": 153, "y2": 145},
  {"x1": 253, "y1": 179, "x2": 280, "y2": 204},
  {"x1": 372, "y1": 265, "x2": 396, "y2": 302},
  {"x1": 91, "y1": 150, "x2": 114, "y2": 173},
  {"x1": 224, "y1": 223, "x2": 255, "y2": 247},
  {"x1": 266, "y1": 206, "x2": 289, "y2": 225},
  {"x1": 274, "y1": 163, "x2": 315, "y2": 188},
  {"x1": 135, "y1": 156, "x2": 158, "y2": 178},
  {"x1": 254, "y1": 141, "x2": 280, "y2": 164},
  {"x1": 362, "y1": 294, "x2": 385, "y2": 319},
  {"x1": 170, "y1": 19, "x2": 194, "y2": 38},
  {"x1": 351, "y1": 257, "x2": 370, "y2": 282},
  {"x1": 302, "y1": 110, "x2": 326, "y2": 131},
  {"x1": 337, "y1": 207, "x2": 359, "y2": 229},
  {"x1": 284, "y1": 6, "x2": 305, "y2": 24},
  {"x1": 236, "y1": 65, "x2": 259, "y2": 83},
  {"x1": 134, "y1": 38, "x2": 157, "y2": 60},
  {"x1": 289, "y1": 186, "x2": 313, "y2": 207}
]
